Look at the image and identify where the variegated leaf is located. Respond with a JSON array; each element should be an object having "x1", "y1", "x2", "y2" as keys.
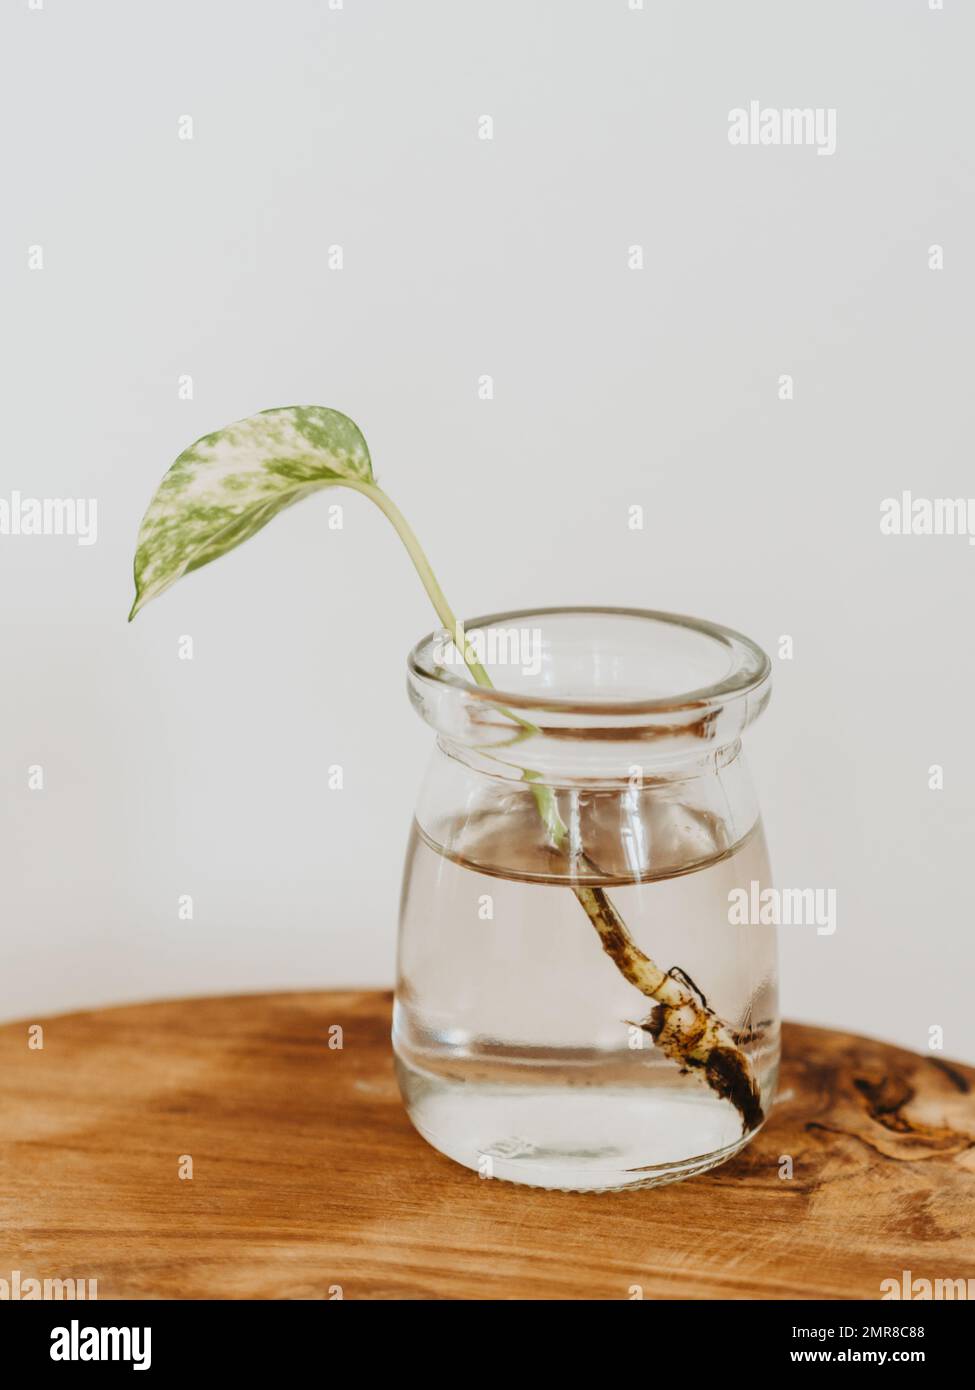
[{"x1": 129, "y1": 406, "x2": 372, "y2": 619}]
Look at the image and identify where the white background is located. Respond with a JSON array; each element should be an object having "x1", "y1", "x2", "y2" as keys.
[{"x1": 1, "y1": 0, "x2": 972, "y2": 1061}]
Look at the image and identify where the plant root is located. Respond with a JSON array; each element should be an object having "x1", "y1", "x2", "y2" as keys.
[{"x1": 573, "y1": 882, "x2": 764, "y2": 1134}]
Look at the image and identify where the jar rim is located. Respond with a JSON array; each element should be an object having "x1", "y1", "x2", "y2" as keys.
[{"x1": 407, "y1": 605, "x2": 771, "y2": 720}]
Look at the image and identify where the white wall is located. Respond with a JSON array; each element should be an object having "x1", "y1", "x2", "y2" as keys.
[{"x1": 2, "y1": 0, "x2": 972, "y2": 1062}]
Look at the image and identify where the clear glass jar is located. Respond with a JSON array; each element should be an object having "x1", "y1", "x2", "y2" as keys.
[{"x1": 394, "y1": 608, "x2": 778, "y2": 1192}]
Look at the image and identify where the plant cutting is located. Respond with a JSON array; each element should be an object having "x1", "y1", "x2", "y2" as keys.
[{"x1": 130, "y1": 406, "x2": 777, "y2": 1190}]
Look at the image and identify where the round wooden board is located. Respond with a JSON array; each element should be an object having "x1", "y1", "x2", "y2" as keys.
[{"x1": 1, "y1": 992, "x2": 973, "y2": 1300}]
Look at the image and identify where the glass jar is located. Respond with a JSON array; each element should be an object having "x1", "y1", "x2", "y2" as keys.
[{"x1": 394, "y1": 607, "x2": 778, "y2": 1192}]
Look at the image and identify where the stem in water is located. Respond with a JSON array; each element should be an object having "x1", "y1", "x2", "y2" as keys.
[{"x1": 340, "y1": 479, "x2": 764, "y2": 1133}]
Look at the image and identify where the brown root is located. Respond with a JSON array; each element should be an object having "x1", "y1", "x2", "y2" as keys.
[{"x1": 574, "y1": 883, "x2": 764, "y2": 1134}]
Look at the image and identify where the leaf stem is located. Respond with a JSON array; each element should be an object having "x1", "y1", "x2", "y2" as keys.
[
  {"x1": 339, "y1": 479, "x2": 566, "y2": 839},
  {"x1": 339, "y1": 480, "x2": 492, "y2": 689}
]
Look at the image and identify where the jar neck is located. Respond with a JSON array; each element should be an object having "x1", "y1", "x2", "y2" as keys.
[
  {"x1": 437, "y1": 730, "x2": 745, "y2": 791},
  {"x1": 407, "y1": 607, "x2": 771, "y2": 784},
  {"x1": 416, "y1": 734, "x2": 761, "y2": 882}
]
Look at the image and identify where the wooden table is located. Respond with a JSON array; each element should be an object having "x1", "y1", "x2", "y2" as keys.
[{"x1": 1, "y1": 992, "x2": 972, "y2": 1300}]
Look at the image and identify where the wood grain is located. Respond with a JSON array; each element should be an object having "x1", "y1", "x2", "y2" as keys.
[{"x1": 1, "y1": 992, "x2": 973, "y2": 1300}]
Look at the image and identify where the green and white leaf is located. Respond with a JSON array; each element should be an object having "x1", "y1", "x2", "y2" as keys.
[{"x1": 129, "y1": 405, "x2": 372, "y2": 619}]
